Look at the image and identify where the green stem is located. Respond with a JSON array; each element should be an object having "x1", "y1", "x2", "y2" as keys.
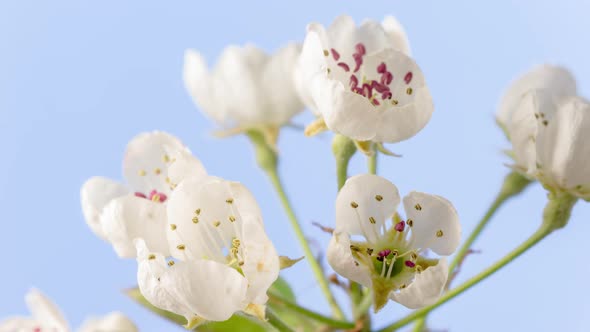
[
  {"x1": 367, "y1": 153, "x2": 377, "y2": 175},
  {"x1": 411, "y1": 317, "x2": 426, "y2": 332},
  {"x1": 448, "y1": 172, "x2": 531, "y2": 275},
  {"x1": 266, "y1": 168, "x2": 345, "y2": 319},
  {"x1": 377, "y1": 193, "x2": 577, "y2": 332},
  {"x1": 355, "y1": 290, "x2": 373, "y2": 319},
  {"x1": 266, "y1": 308, "x2": 295, "y2": 332},
  {"x1": 333, "y1": 134, "x2": 357, "y2": 189},
  {"x1": 268, "y1": 293, "x2": 355, "y2": 329}
]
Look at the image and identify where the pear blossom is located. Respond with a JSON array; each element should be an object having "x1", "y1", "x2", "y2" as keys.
[
  {"x1": 0, "y1": 289, "x2": 136, "y2": 332},
  {"x1": 496, "y1": 64, "x2": 576, "y2": 135},
  {"x1": 498, "y1": 66, "x2": 590, "y2": 200},
  {"x1": 327, "y1": 174, "x2": 460, "y2": 311},
  {"x1": 295, "y1": 15, "x2": 433, "y2": 143},
  {"x1": 80, "y1": 131, "x2": 206, "y2": 258},
  {"x1": 135, "y1": 174, "x2": 279, "y2": 326},
  {"x1": 184, "y1": 43, "x2": 304, "y2": 135}
]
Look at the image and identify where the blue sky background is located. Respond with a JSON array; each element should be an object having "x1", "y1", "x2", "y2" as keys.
[{"x1": 1, "y1": 1, "x2": 589, "y2": 331}]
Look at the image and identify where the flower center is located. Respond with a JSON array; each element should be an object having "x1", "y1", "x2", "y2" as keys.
[
  {"x1": 135, "y1": 189, "x2": 168, "y2": 203},
  {"x1": 325, "y1": 43, "x2": 414, "y2": 107}
]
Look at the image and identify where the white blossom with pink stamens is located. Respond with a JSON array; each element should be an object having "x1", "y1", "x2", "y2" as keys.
[
  {"x1": 80, "y1": 131, "x2": 207, "y2": 258},
  {"x1": 327, "y1": 174, "x2": 460, "y2": 311},
  {"x1": 295, "y1": 15, "x2": 432, "y2": 143}
]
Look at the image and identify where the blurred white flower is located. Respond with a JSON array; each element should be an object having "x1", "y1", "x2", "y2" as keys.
[
  {"x1": 327, "y1": 174, "x2": 460, "y2": 311},
  {"x1": 135, "y1": 175, "x2": 279, "y2": 326},
  {"x1": 496, "y1": 64, "x2": 576, "y2": 135},
  {"x1": 80, "y1": 131, "x2": 206, "y2": 258},
  {"x1": 184, "y1": 43, "x2": 304, "y2": 135},
  {"x1": 295, "y1": 15, "x2": 433, "y2": 143},
  {"x1": 0, "y1": 289, "x2": 136, "y2": 332},
  {"x1": 498, "y1": 66, "x2": 590, "y2": 200}
]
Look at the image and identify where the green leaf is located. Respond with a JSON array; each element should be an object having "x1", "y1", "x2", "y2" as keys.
[{"x1": 268, "y1": 277, "x2": 296, "y2": 301}]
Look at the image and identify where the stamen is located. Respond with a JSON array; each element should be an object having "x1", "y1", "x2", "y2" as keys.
[
  {"x1": 377, "y1": 62, "x2": 387, "y2": 74},
  {"x1": 226, "y1": 198, "x2": 234, "y2": 204},
  {"x1": 168, "y1": 261, "x2": 175, "y2": 267},
  {"x1": 394, "y1": 221, "x2": 405, "y2": 232},
  {"x1": 323, "y1": 49, "x2": 329, "y2": 57},
  {"x1": 406, "y1": 219, "x2": 414, "y2": 227},
  {"x1": 176, "y1": 244, "x2": 186, "y2": 250},
  {"x1": 350, "y1": 201, "x2": 359, "y2": 208},
  {"x1": 170, "y1": 224, "x2": 177, "y2": 231},
  {"x1": 404, "y1": 72, "x2": 413, "y2": 84},
  {"x1": 135, "y1": 192, "x2": 147, "y2": 199},
  {"x1": 163, "y1": 155, "x2": 170, "y2": 163},
  {"x1": 436, "y1": 230, "x2": 444, "y2": 237},
  {"x1": 213, "y1": 221, "x2": 221, "y2": 227},
  {"x1": 405, "y1": 260, "x2": 416, "y2": 268},
  {"x1": 229, "y1": 215, "x2": 236, "y2": 222},
  {"x1": 330, "y1": 48, "x2": 340, "y2": 61},
  {"x1": 138, "y1": 169, "x2": 146, "y2": 176},
  {"x1": 375, "y1": 194, "x2": 383, "y2": 201},
  {"x1": 369, "y1": 217, "x2": 377, "y2": 224},
  {"x1": 406, "y1": 87, "x2": 413, "y2": 95},
  {"x1": 154, "y1": 168, "x2": 161, "y2": 175},
  {"x1": 414, "y1": 204, "x2": 422, "y2": 211},
  {"x1": 148, "y1": 254, "x2": 156, "y2": 260},
  {"x1": 355, "y1": 43, "x2": 366, "y2": 55},
  {"x1": 337, "y1": 62, "x2": 350, "y2": 72},
  {"x1": 192, "y1": 217, "x2": 199, "y2": 224},
  {"x1": 195, "y1": 208, "x2": 201, "y2": 215},
  {"x1": 349, "y1": 75, "x2": 359, "y2": 89}
]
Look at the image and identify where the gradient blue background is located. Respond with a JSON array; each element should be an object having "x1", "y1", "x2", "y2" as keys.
[{"x1": 1, "y1": 1, "x2": 589, "y2": 331}]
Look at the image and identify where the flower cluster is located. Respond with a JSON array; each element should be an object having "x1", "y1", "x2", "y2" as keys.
[
  {"x1": 82, "y1": 131, "x2": 280, "y2": 326},
  {"x1": 0, "y1": 289, "x2": 136, "y2": 332}
]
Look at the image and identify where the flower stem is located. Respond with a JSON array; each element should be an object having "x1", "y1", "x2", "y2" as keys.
[
  {"x1": 448, "y1": 171, "x2": 531, "y2": 276},
  {"x1": 266, "y1": 168, "x2": 345, "y2": 319},
  {"x1": 266, "y1": 308, "x2": 295, "y2": 332},
  {"x1": 333, "y1": 134, "x2": 357, "y2": 189},
  {"x1": 377, "y1": 193, "x2": 577, "y2": 332},
  {"x1": 268, "y1": 293, "x2": 355, "y2": 329},
  {"x1": 247, "y1": 129, "x2": 345, "y2": 319},
  {"x1": 411, "y1": 317, "x2": 427, "y2": 332},
  {"x1": 367, "y1": 153, "x2": 377, "y2": 175}
]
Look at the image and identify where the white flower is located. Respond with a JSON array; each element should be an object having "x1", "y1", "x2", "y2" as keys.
[
  {"x1": 0, "y1": 289, "x2": 136, "y2": 332},
  {"x1": 80, "y1": 131, "x2": 206, "y2": 258},
  {"x1": 78, "y1": 312, "x2": 137, "y2": 332},
  {"x1": 327, "y1": 174, "x2": 460, "y2": 311},
  {"x1": 295, "y1": 15, "x2": 433, "y2": 143},
  {"x1": 496, "y1": 64, "x2": 576, "y2": 134},
  {"x1": 135, "y1": 175, "x2": 279, "y2": 325},
  {"x1": 498, "y1": 66, "x2": 590, "y2": 199},
  {"x1": 184, "y1": 43, "x2": 304, "y2": 132}
]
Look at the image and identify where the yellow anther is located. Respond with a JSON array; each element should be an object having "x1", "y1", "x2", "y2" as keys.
[
  {"x1": 436, "y1": 230, "x2": 444, "y2": 237},
  {"x1": 229, "y1": 215, "x2": 236, "y2": 223},
  {"x1": 148, "y1": 254, "x2": 156, "y2": 260},
  {"x1": 213, "y1": 221, "x2": 221, "y2": 227},
  {"x1": 151, "y1": 194, "x2": 161, "y2": 202},
  {"x1": 192, "y1": 217, "x2": 199, "y2": 224},
  {"x1": 391, "y1": 99, "x2": 399, "y2": 105},
  {"x1": 375, "y1": 195, "x2": 383, "y2": 201},
  {"x1": 406, "y1": 87, "x2": 413, "y2": 95},
  {"x1": 165, "y1": 177, "x2": 171, "y2": 184},
  {"x1": 414, "y1": 204, "x2": 422, "y2": 211},
  {"x1": 195, "y1": 209, "x2": 201, "y2": 215},
  {"x1": 351, "y1": 201, "x2": 359, "y2": 208},
  {"x1": 323, "y1": 49, "x2": 329, "y2": 56},
  {"x1": 138, "y1": 169, "x2": 146, "y2": 176},
  {"x1": 369, "y1": 217, "x2": 376, "y2": 224},
  {"x1": 163, "y1": 155, "x2": 170, "y2": 163},
  {"x1": 177, "y1": 244, "x2": 186, "y2": 250},
  {"x1": 170, "y1": 224, "x2": 177, "y2": 231},
  {"x1": 407, "y1": 219, "x2": 414, "y2": 227},
  {"x1": 226, "y1": 198, "x2": 234, "y2": 204},
  {"x1": 154, "y1": 168, "x2": 161, "y2": 175},
  {"x1": 167, "y1": 261, "x2": 175, "y2": 267}
]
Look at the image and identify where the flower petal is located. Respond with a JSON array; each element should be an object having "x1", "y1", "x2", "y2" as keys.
[
  {"x1": 336, "y1": 174, "x2": 400, "y2": 243},
  {"x1": 241, "y1": 215, "x2": 280, "y2": 304},
  {"x1": 184, "y1": 49, "x2": 226, "y2": 124},
  {"x1": 25, "y1": 288, "x2": 69, "y2": 331},
  {"x1": 101, "y1": 195, "x2": 169, "y2": 258},
  {"x1": 80, "y1": 177, "x2": 129, "y2": 240},
  {"x1": 381, "y1": 16, "x2": 411, "y2": 55},
  {"x1": 403, "y1": 192, "x2": 460, "y2": 256},
  {"x1": 497, "y1": 65, "x2": 576, "y2": 131},
  {"x1": 167, "y1": 150, "x2": 208, "y2": 189},
  {"x1": 390, "y1": 258, "x2": 448, "y2": 309},
  {"x1": 166, "y1": 176, "x2": 262, "y2": 261},
  {"x1": 0, "y1": 318, "x2": 48, "y2": 331},
  {"x1": 136, "y1": 240, "x2": 248, "y2": 322},
  {"x1": 536, "y1": 96, "x2": 590, "y2": 194},
  {"x1": 327, "y1": 231, "x2": 372, "y2": 286},
  {"x1": 123, "y1": 131, "x2": 190, "y2": 195},
  {"x1": 77, "y1": 312, "x2": 137, "y2": 332},
  {"x1": 507, "y1": 89, "x2": 560, "y2": 174}
]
